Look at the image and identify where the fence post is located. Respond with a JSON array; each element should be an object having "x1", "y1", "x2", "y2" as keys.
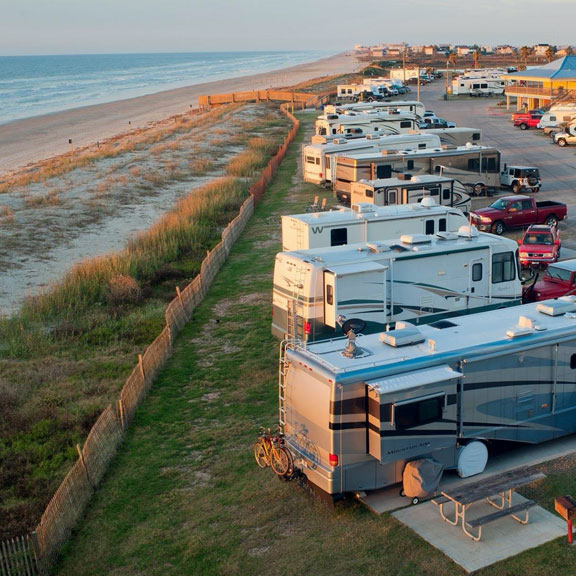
[
  {"x1": 30, "y1": 531, "x2": 46, "y2": 576},
  {"x1": 138, "y1": 354, "x2": 145, "y2": 381},
  {"x1": 118, "y1": 398, "x2": 126, "y2": 431},
  {"x1": 76, "y1": 444, "x2": 94, "y2": 491}
]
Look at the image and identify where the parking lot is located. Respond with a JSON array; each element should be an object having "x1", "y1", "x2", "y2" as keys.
[{"x1": 414, "y1": 82, "x2": 576, "y2": 257}]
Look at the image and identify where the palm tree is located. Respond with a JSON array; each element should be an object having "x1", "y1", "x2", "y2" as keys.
[
  {"x1": 545, "y1": 46, "x2": 556, "y2": 63},
  {"x1": 566, "y1": 46, "x2": 574, "y2": 56},
  {"x1": 448, "y1": 51, "x2": 458, "y2": 72},
  {"x1": 520, "y1": 46, "x2": 532, "y2": 67},
  {"x1": 472, "y1": 49, "x2": 480, "y2": 69}
]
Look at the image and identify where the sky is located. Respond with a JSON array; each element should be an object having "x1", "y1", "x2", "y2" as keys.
[{"x1": 1, "y1": 0, "x2": 576, "y2": 56}]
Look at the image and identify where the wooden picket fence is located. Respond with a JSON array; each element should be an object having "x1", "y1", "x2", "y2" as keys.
[{"x1": 0, "y1": 96, "x2": 303, "y2": 575}]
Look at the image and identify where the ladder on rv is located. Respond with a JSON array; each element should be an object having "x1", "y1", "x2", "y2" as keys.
[
  {"x1": 278, "y1": 339, "x2": 299, "y2": 433},
  {"x1": 286, "y1": 266, "x2": 307, "y2": 341}
]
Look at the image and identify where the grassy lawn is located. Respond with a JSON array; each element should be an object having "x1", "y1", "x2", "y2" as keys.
[{"x1": 49, "y1": 111, "x2": 576, "y2": 575}]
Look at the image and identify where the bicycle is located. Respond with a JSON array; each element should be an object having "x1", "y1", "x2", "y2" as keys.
[{"x1": 253, "y1": 426, "x2": 293, "y2": 477}]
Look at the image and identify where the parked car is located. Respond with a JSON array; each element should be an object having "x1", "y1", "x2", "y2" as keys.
[
  {"x1": 517, "y1": 224, "x2": 561, "y2": 268},
  {"x1": 352, "y1": 91, "x2": 385, "y2": 103},
  {"x1": 513, "y1": 113, "x2": 543, "y2": 130},
  {"x1": 554, "y1": 131, "x2": 576, "y2": 147},
  {"x1": 499, "y1": 165, "x2": 541, "y2": 193},
  {"x1": 470, "y1": 195, "x2": 567, "y2": 235},
  {"x1": 523, "y1": 259, "x2": 576, "y2": 303},
  {"x1": 511, "y1": 109, "x2": 545, "y2": 122}
]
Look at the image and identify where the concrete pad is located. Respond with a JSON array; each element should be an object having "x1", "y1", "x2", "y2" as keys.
[{"x1": 392, "y1": 495, "x2": 566, "y2": 573}]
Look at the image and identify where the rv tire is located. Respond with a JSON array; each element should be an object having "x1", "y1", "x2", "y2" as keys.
[{"x1": 411, "y1": 497, "x2": 420, "y2": 505}]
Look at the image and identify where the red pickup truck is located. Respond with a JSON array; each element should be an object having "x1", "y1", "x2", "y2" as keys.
[
  {"x1": 517, "y1": 224, "x2": 561, "y2": 268},
  {"x1": 523, "y1": 259, "x2": 576, "y2": 302},
  {"x1": 513, "y1": 113, "x2": 543, "y2": 130},
  {"x1": 470, "y1": 195, "x2": 568, "y2": 235}
]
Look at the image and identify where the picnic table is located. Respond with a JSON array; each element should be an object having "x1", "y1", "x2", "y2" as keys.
[{"x1": 432, "y1": 466, "x2": 546, "y2": 541}]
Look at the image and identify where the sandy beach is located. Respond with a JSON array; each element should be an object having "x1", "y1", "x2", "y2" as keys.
[
  {"x1": 0, "y1": 51, "x2": 363, "y2": 315},
  {"x1": 0, "y1": 52, "x2": 362, "y2": 177}
]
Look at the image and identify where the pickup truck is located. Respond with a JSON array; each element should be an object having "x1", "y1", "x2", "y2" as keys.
[
  {"x1": 513, "y1": 113, "x2": 543, "y2": 130},
  {"x1": 470, "y1": 195, "x2": 568, "y2": 235},
  {"x1": 554, "y1": 131, "x2": 576, "y2": 147},
  {"x1": 522, "y1": 259, "x2": 576, "y2": 302},
  {"x1": 517, "y1": 224, "x2": 561, "y2": 268}
]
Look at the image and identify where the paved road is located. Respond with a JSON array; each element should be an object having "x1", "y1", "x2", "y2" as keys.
[{"x1": 413, "y1": 82, "x2": 576, "y2": 255}]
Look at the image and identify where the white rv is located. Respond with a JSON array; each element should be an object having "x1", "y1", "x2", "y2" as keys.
[
  {"x1": 325, "y1": 100, "x2": 426, "y2": 119},
  {"x1": 315, "y1": 110, "x2": 419, "y2": 138},
  {"x1": 537, "y1": 108, "x2": 576, "y2": 130},
  {"x1": 281, "y1": 198, "x2": 469, "y2": 251},
  {"x1": 302, "y1": 132, "x2": 442, "y2": 185},
  {"x1": 451, "y1": 76, "x2": 505, "y2": 96},
  {"x1": 278, "y1": 297, "x2": 576, "y2": 499},
  {"x1": 332, "y1": 144, "x2": 501, "y2": 203},
  {"x1": 425, "y1": 127, "x2": 482, "y2": 146},
  {"x1": 349, "y1": 174, "x2": 471, "y2": 214},
  {"x1": 271, "y1": 227, "x2": 521, "y2": 341}
]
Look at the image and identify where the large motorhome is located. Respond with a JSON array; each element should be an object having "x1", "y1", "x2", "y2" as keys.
[
  {"x1": 324, "y1": 100, "x2": 426, "y2": 119},
  {"x1": 332, "y1": 143, "x2": 501, "y2": 203},
  {"x1": 271, "y1": 227, "x2": 521, "y2": 341},
  {"x1": 302, "y1": 132, "x2": 442, "y2": 185},
  {"x1": 278, "y1": 297, "x2": 576, "y2": 499},
  {"x1": 425, "y1": 127, "x2": 482, "y2": 147},
  {"x1": 349, "y1": 174, "x2": 471, "y2": 214},
  {"x1": 281, "y1": 198, "x2": 469, "y2": 251},
  {"x1": 315, "y1": 110, "x2": 419, "y2": 138}
]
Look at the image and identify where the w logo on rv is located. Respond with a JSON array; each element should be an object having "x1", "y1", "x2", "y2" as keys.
[{"x1": 311, "y1": 226, "x2": 324, "y2": 234}]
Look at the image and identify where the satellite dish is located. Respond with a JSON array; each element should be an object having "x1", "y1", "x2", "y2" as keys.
[{"x1": 341, "y1": 318, "x2": 366, "y2": 335}]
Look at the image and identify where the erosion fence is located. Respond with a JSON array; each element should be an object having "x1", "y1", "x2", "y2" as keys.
[{"x1": 0, "y1": 96, "x2": 309, "y2": 575}]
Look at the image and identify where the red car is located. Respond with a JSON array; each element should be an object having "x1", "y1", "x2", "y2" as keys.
[
  {"x1": 518, "y1": 224, "x2": 561, "y2": 268},
  {"x1": 523, "y1": 258, "x2": 576, "y2": 303}
]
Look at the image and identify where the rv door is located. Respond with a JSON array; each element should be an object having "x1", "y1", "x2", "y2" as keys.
[{"x1": 323, "y1": 261, "x2": 388, "y2": 329}]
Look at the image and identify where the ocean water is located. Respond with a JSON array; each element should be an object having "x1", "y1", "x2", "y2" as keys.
[{"x1": 0, "y1": 50, "x2": 334, "y2": 125}]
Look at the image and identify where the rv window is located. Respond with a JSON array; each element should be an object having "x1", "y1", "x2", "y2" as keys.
[
  {"x1": 418, "y1": 143, "x2": 427, "y2": 149},
  {"x1": 330, "y1": 228, "x2": 348, "y2": 246},
  {"x1": 305, "y1": 156, "x2": 317, "y2": 165},
  {"x1": 492, "y1": 252, "x2": 516, "y2": 283},
  {"x1": 326, "y1": 284, "x2": 334, "y2": 306},
  {"x1": 388, "y1": 189, "x2": 397, "y2": 204},
  {"x1": 472, "y1": 133, "x2": 480, "y2": 141},
  {"x1": 472, "y1": 263, "x2": 482, "y2": 281},
  {"x1": 439, "y1": 218, "x2": 447, "y2": 232},
  {"x1": 393, "y1": 394, "x2": 444, "y2": 430},
  {"x1": 365, "y1": 189, "x2": 374, "y2": 198},
  {"x1": 425, "y1": 219, "x2": 435, "y2": 234},
  {"x1": 406, "y1": 160, "x2": 414, "y2": 170},
  {"x1": 400, "y1": 121, "x2": 412, "y2": 128},
  {"x1": 570, "y1": 354, "x2": 576, "y2": 370}
]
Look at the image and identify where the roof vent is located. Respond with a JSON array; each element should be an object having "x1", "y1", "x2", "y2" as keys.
[
  {"x1": 537, "y1": 296, "x2": 576, "y2": 316},
  {"x1": 352, "y1": 203, "x2": 375, "y2": 214},
  {"x1": 400, "y1": 234, "x2": 432, "y2": 245},
  {"x1": 457, "y1": 225, "x2": 479, "y2": 238},
  {"x1": 366, "y1": 241, "x2": 391, "y2": 253},
  {"x1": 506, "y1": 315, "x2": 544, "y2": 338},
  {"x1": 436, "y1": 231, "x2": 458, "y2": 241},
  {"x1": 379, "y1": 326, "x2": 425, "y2": 347}
]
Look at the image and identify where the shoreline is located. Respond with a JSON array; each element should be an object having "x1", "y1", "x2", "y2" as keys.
[{"x1": 0, "y1": 51, "x2": 363, "y2": 177}]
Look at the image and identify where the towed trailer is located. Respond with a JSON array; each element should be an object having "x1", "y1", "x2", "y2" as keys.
[{"x1": 278, "y1": 297, "x2": 576, "y2": 501}]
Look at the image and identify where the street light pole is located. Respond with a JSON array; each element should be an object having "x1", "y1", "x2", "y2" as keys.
[{"x1": 445, "y1": 52, "x2": 450, "y2": 100}]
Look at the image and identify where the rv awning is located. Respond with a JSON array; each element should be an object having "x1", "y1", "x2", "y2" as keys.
[
  {"x1": 366, "y1": 365, "x2": 462, "y2": 396},
  {"x1": 327, "y1": 261, "x2": 388, "y2": 276}
]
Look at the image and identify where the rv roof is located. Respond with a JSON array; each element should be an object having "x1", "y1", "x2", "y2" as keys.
[
  {"x1": 287, "y1": 297, "x2": 576, "y2": 380},
  {"x1": 280, "y1": 230, "x2": 517, "y2": 266},
  {"x1": 281, "y1": 202, "x2": 459, "y2": 226}
]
